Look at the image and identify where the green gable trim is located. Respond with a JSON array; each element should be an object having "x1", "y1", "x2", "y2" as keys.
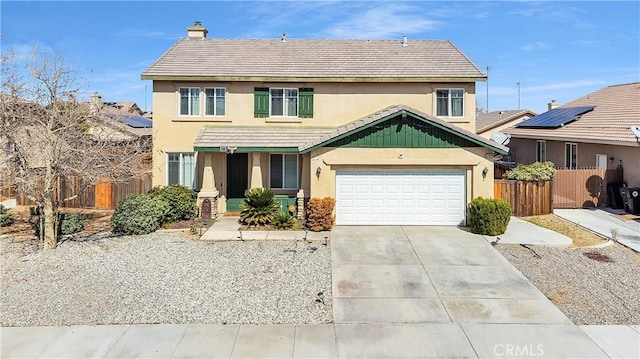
[
  {"x1": 300, "y1": 110, "x2": 507, "y2": 155},
  {"x1": 195, "y1": 146, "x2": 299, "y2": 153}
]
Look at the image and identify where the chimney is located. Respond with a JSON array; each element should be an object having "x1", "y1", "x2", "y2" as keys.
[
  {"x1": 90, "y1": 92, "x2": 103, "y2": 114},
  {"x1": 187, "y1": 21, "x2": 208, "y2": 39},
  {"x1": 402, "y1": 34, "x2": 408, "y2": 47},
  {"x1": 548, "y1": 100, "x2": 560, "y2": 110}
]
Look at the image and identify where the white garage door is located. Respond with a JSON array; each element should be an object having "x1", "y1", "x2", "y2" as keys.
[{"x1": 336, "y1": 169, "x2": 466, "y2": 226}]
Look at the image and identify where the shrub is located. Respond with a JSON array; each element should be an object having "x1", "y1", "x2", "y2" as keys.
[
  {"x1": 468, "y1": 197, "x2": 512, "y2": 236},
  {"x1": 148, "y1": 184, "x2": 197, "y2": 223},
  {"x1": 272, "y1": 211, "x2": 295, "y2": 230},
  {"x1": 306, "y1": 197, "x2": 335, "y2": 232},
  {"x1": 111, "y1": 194, "x2": 170, "y2": 235},
  {"x1": 29, "y1": 206, "x2": 42, "y2": 216},
  {"x1": 0, "y1": 205, "x2": 14, "y2": 227},
  {"x1": 503, "y1": 161, "x2": 555, "y2": 181},
  {"x1": 240, "y1": 188, "x2": 279, "y2": 226},
  {"x1": 59, "y1": 213, "x2": 84, "y2": 235}
]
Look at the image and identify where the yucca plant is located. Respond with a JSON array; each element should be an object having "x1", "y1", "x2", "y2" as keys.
[{"x1": 239, "y1": 188, "x2": 279, "y2": 226}]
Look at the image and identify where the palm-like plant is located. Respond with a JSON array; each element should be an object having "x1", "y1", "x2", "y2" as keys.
[{"x1": 239, "y1": 187, "x2": 279, "y2": 226}]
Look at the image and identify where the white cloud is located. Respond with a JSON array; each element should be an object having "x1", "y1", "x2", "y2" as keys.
[
  {"x1": 115, "y1": 28, "x2": 180, "y2": 39},
  {"x1": 4, "y1": 42, "x2": 55, "y2": 61},
  {"x1": 520, "y1": 42, "x2": 550, "y2": 52},
  {"x1": 324, "y1": 4, "x2": 442, "y2": 39}
]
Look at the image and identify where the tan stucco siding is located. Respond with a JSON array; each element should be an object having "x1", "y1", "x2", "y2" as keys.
[
  {"x1": 308, "y1": 147, "x2": 495, "y2": 202},
  {"x1": 152, "y1": 80, "x2": 478, "y2": 187}
]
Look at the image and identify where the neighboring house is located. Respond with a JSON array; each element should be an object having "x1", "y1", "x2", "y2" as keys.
[
  {"x1": 504, "y1": 83, "x2": 640, "y2": 186},
  {"x1": 476, "y1": 109, "x2": 536, "y2": 140},
  {"x1": 141, "y1": 22, "x2": 508, "y2": 225},
  {"x1": 87, "y1": 93, "x2": 152, "y2": 142}
]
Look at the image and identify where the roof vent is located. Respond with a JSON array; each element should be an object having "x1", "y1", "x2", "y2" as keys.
[
  {"x1": 402, "y1": 34, "x2": 408, "y2": 47},
  {"x1": 281, "y1": 32, "x2": 287, "y2": 42},
  {"x1": 187, "y1": 21, "x2": 208, "y2": 39}
]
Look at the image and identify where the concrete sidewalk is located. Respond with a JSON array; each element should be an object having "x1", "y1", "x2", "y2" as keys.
[
  {"x1": 483, "y1": 216, "x2": 573, "y2": 248},
  {"x1": 555, "y1": 208, "x2": 640, "y2": 252}
]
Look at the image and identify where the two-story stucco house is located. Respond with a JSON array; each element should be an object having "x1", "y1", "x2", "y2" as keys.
[{"x1": 141, "y1": 22, "x2": 507, "y2": 226}]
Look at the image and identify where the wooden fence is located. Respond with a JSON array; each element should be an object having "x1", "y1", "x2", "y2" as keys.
[
  {"x1": 494, "y1": 180, "x2": 553, "y2": 216},
  {"x1": 553, "y1": 167, "x2": 623, "y2": 208},
  {"x1": 7, "y1": 174, "x2": 152, "y2": 210}
]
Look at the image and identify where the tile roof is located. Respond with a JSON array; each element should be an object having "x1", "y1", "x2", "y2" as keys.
[
  {"x1": 299, "y1": 105, "x2": 508, "y2": 154},
  {"x1": 476, "y1": 109, "x2": 536, "y2": 134},
  {"x1": 505, "y1": 83, "x2": 640, "y2": 146},
  {"x1": 194, "y1": 127, "x2": 334, "y2": 149},
  {"x1": 142, "y1": 38, "x2": 485, "y2": 80}
]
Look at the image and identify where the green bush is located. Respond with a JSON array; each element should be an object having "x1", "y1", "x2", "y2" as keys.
[
  {"x1": 272, "y1": 211, "x2": 295, "y2": 230},
  {"x1": 59, "y1": 213, "x2": 84, "y2": 235},
  {"x1": 0, "y1": 205, "x2": 14, "y2": 227},
  {"x1": 111, "y1": 194, "x2": 170, "y2": 235},
  {"x1": 240, "y1": 188, "x2": 279, "y2": 226},
  {"x1": 503, "y1": 161, "x2": 555, "y2": 181},
  {"x1": 468, "y1": 197, "x2": 512, "y2": 236},
  {"x1": 148, "y1": 184, "x2": 197, "y2": 223}
]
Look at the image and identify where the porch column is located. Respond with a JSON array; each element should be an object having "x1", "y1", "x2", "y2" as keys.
[
  {"x1": 197, "y1": 152, "x2": 219, "y2": 219},
  {"x1": 250, "y1": 152, "x2": 264, "y2": 189},
  {"x1": 297, "y1": 154, "x2": 311, "y2": 220}
]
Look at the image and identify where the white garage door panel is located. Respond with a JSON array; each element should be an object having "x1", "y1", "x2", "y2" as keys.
[{"x1": 336, "y1": 169, "x2": 466, "y2": 226}]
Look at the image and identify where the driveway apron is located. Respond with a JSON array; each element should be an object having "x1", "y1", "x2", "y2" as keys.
[{"x1": 331, "y1": 225, "x2": 607, "y2": 357}]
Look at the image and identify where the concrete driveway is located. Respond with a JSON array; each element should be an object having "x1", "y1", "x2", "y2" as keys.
[{"x1": 331, "y1": 225, "x2": 608, "y2": 358}]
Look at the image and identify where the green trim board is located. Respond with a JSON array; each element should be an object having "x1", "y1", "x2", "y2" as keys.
[{"x1": 300, "y1": 110, "x2": 508, "y2": 155}]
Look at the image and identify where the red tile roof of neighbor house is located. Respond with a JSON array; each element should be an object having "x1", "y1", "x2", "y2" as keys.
[
  {"x1": 142, "y1": 38, "x2": 486, "y2": 81},
  {"x1": 505, "y1": 82, "x2": 640, "y2": 146}
]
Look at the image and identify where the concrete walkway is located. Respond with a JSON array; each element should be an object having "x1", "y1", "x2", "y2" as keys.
[
  {"x1": 483, "y1": 216, "x2": 573, "y2": 248},
  {"x1": 2, "y1": 225, "x2": 638, "y2": 358},
  {"x1": 555, "y1": 208, "x2": 640, "y2": 252}
]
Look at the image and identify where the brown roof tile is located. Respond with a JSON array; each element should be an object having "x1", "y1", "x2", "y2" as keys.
[
  {"x1": 142, "y1": 38, "x2": 485, "y2": 80},
  {"x1": 193, "y1": 127, "x2": 334, "y2": 149},
  {"x1": 505, "y1": 82, "x2": 640, "y2": 146},
  {"x1": 476, "y1": 109, "x2": 536, "y2": 134}
]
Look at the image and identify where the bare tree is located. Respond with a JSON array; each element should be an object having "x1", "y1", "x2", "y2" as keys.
[{"x1": 1, "y1": 49, "x2": 150, "y2": 249}]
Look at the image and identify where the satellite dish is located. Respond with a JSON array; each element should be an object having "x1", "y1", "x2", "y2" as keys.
[
  {"x1": 492, "y1": 132, "x2": 511, "y2": 145},
  {"x1": 631, "y1": 125, "x2": 640, "y2": 139}
]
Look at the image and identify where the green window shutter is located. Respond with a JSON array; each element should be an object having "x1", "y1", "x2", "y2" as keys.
[
  {"x1": 254, "y1": 87, "x2": 269, "y2": 118},
  {"x1": 299, "y1": 88, "x2": 314, "y2": 118}
]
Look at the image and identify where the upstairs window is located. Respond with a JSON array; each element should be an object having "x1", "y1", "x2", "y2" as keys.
[
  {"x1": 254, "y1": 88, "x2": 313, "y2": 118},
  {"x1": 436, "y1": 89, "x2": 464, "y2": 117},
  {"x1": 271, "y1": 88, "x2": 298, "y2": 117},
  {"x1": 179, "y1": 88, "x2": 200, "y2": 116},
  {"x1": 205, "y1": 88, "x2": 226, "y2": 116}
]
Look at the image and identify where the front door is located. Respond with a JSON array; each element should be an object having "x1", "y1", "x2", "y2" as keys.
[{"x1": 226, "y1": 153, "x2": 248, "y2": 212}]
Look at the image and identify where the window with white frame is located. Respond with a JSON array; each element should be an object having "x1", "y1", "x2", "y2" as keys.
[
  {"x1": 167, "y1": 152, "x2": 196, "y2": 188},
  {"x1": 565, "y1": 143, "x2": 578, "y2": 169},
  {"x1": 536, "y1": 140, "x2": 546, "y2": 162},
  {"x1": 270, "y1": 153, "x2": 298, "y2": 189},
  {"x1": 205, "y1": 88, "x2": 226, "y2": 116},
  {"x1": 270, "y1": 88, "x2": 298, "y2": 117},
  {"x1": 436, "y1": 89, "x2": 464, "y2": 117},
  {"x1": 179, "y1": 88, "x2": 200, "y2": 116}
]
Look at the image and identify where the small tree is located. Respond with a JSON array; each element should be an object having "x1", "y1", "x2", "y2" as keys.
[{"x1": 1, "y1": 49, "x2": 150, "y2": 249}]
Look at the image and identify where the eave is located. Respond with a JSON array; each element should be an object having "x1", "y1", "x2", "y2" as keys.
[{"x1": 140, "y1": 75, "x2": 487, "y2": 83}]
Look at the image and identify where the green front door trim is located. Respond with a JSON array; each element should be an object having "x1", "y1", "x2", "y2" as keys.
[{"x1": 300, "y1": 110, "x2": 507, "y2": 155}]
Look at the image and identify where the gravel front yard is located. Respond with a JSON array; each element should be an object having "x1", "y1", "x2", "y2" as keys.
[
  {"x1": 497, "y1": 243, "x2": 640, "y2": 325},
  {"x1": 0, "y1": 232, "x2": 332, "y2": 326}
]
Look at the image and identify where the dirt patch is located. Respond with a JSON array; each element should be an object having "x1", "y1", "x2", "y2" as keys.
[
  {"x1": 520, "y1": 214, "x2": 607, "y2": 247},
  {"x1": 583, "y1": 251, "x2": 614, "y2": 263}
]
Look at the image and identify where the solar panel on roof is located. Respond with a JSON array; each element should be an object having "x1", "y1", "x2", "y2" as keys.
[
  {"x1": 122, "y1": 116, "x2": 152, "y2": 128},
  {"x1": 516, "y1": 106, "x2": 594, "y2": 128}
]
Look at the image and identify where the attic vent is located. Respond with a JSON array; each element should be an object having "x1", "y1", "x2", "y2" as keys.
[
  {"x1": 281, "y1": 32, "x2": 287, "y2": 42},
  {"x1": 402, "y1": 34, "x2": 408, "y2": 47}
]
